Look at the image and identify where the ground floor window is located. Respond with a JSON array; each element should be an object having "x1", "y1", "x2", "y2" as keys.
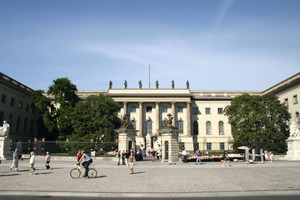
[
  {"x1": 207, "y1": 143, "x2": 212, "y2": 151},
  {"x1": 179, "y1": 142, "x2": 185, "y2": 151},
  {"x1": 220, "y1": 142, "x2": 225, "y2": 151}
]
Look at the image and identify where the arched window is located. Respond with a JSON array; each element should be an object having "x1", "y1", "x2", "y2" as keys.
[
  {"x1": 219, "y1": 121, "x2": 224, "y2": 135},
  {"x1": 16, "y1": 116, "x2": 21, "y2": 132},
  {"x1": 146, "y1": 120, "x2": 152, "y2": 134},
  {"x1": 193, "y1": 121, "x2": 198, "y2": 135},
  {"x1": 206, "y1": 121, "x2": 211, "y2": 135}
]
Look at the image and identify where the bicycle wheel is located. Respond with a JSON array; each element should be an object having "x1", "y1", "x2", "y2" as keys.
[
  {"x1": 70, "y1": 168, "x2": 81, "y2": 179},
  {"x1": 88, "y1": 168, "x2": 97, "y2": 178}
]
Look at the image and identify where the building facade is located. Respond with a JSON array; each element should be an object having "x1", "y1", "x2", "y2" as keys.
[
  {"x1": 77, "y1": 89, "x2": 260, "y2": 152},
  {"x1": 0, "y1": 73, "x2": 40, "y2": 142}
]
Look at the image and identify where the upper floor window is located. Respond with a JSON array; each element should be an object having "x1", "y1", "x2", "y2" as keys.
[
  {"x1": 218, "y1": 108, "x2": 223, "y2": 114},
  {"x1": 193, "y1": 107, "x2": 200, "y2": 114},
  {"x1": 130, "y1": 106, "x2": 137, "y2": 113},
  {"x1": 26, "y1": 103, "x2": 30, "y2": 111},
  {"x1": 205, "y1": 108, "x2": 211, "y2": 114},
  {"x1": 1, "y1": 94, "x2": 6, "y2": 104},
  {"x1": 11, "y1": 98, "x2": 15, "y2": 107},
  {"x1": 284, "y1": 98, "x2": 289, "y2": 107},
  {"x1": 177, "y1": 106, "x2": 183, "y2": 113},
  {"x1": 18, "y1": 101, "x2": 23, "y2": 109},
  {"x1": 206, "y1": 121, "x2": 211, "y2": 135},
  {"x1": 146, "y1": 106, "x2": 152, "y2": 112},
  {"x1": 293, "y1": 95, "x2": 298, "y2": 104},
  {"x1": 162, "y1": 106, "x2": 168, "y2": 113}
]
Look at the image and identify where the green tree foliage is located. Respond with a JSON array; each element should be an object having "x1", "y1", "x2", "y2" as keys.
[
  {"x1": 224, "y1": 94, "x2": 290, "y2": 153},
  {"x1": 69, "y1": 94, "x2": 121, "y2": 143},
  {"x1": 32, "y1": 78, "x2": 79, "y2": 140}
]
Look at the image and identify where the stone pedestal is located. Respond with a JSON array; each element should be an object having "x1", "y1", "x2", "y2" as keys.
[
  {"x1": 160, "y1": 127, "x2": 179, "y2": 163},
  {"x1": 284, "y1": 137, "x2": 300, "y2": 160},
  {"x1": 0, "y1": 137, "x2": 11, "y2": 160},
  {"x1": 117, "y1": 128, "x2": 138, "y2": 154}
]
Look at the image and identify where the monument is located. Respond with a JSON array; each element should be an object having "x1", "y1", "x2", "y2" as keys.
[
  {"x1": 284, "y1": 122, "x2": 300, "y2": 160},
  {"x1": 116, "y1": 114, "x2": 138, "y2": 154},
  {"x1": 159, "y1": 114, "x2": 179, "y2": 163},
  {"x1": 0, "y1": 121, "x2": 11, "y2": 160}
]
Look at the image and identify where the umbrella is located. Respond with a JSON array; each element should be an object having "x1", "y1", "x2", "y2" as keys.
[{"x1": 237, "y1": 146, "x2": 250, "y2": 150}]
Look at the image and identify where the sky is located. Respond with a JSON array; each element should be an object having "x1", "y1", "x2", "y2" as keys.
[{"x1": 0, "y1": 0, "x2": 299, "y2": 91}]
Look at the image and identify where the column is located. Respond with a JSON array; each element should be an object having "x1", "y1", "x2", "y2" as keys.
[
  {"x1": 155, "y1": 102, "x2": 160, "y2": 134},
  {"x1": 171, "y1": 102, "x2": 176, "y2": 127},
  {"x1": 186, "y1": 101, "x2": 191, "y2": 136},
  {"x1": 138, "y1": 102, "x2": 143, "y2": 137},
  {"x1": 123, "y1": 101, "x2": 128, "y2": 116}
]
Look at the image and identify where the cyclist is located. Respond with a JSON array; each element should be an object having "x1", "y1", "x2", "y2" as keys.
[{"x1": 77, "y1": 150, "x2": 92, "y2": 177}]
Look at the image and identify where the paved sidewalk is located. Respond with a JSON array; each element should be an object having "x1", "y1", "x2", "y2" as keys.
[{"x1": 1, "y1": 159, "x2": 300, "y2": 198}]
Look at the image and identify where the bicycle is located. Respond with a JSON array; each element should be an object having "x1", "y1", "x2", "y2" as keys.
[{"x1": 70, "y1": 164, "x2": 97, "y2": 179}]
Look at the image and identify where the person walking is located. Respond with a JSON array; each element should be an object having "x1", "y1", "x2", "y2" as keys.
[
  {"x1": 117, "y1": 151, "x2": 121, "y2": 166},
  {"x1": 269, "y1": 151, "x2": 273, "y2": 162},
  {"x1": 182, "y1": 149, "x2": 187, "y2": 163},
  {"x1": 29, "y1": 152, "x2": 36, "y2": 175},
  {"x1": 10, "y1": 148, "x2": 21, "y2": 171},
  {"x1": 195, "y1": 149, "x2": 202, "y2": 165},
  {"x1": 264, "y1": 150, "x2": 269, "y2": 162},
  {"x1": 222, "y1": 151, "x2": 230, "y2": 168},
  {"x1": 128, "y1": 152, "x2": 135, "y2": 174},
  {"x1": 151, "y1": 149, "x2": 156, "y2": 162},
  {"x1": 45, "y1": 152, "x2": 51, "y2": 169}
]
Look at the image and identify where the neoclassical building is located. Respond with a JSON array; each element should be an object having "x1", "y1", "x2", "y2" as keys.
[{"x1": 77, "y1": 88, "x2": 260, "y2": 152}]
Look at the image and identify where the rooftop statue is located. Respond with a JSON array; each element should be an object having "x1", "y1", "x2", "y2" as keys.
[
  {"x1": 0, "y1": 121, "x2": 10, "y2": 138},
  {"x1": 124, "y1": 80, "x2": 127, "y2": 89},
  {"x1": 109, "y1": 80, "x2": 113, "y2": 89},
  {"x1": 186, "y1": 80, "x2": 190, "y2": 89},
  {"x1": 156, "y1": 80, "x2": 159, "y2": 89},
  {"x1": 171, "y1": 80, "x2": 175, "y2": 89},
  {"x1": 139, "y1": 80, "x2": 142, "y2": 89}
]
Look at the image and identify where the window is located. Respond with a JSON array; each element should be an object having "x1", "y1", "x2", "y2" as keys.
[
  {"x1": 220, "y1": 143, "x2": 225, "y2": 151},
  {"x1": 1, "y1": 94, "x2": 6, "y2": 104},
  {"x1": 205, "y1": 108, "x2": 211, "y2": 114},
  {"x1": 146, "y1": 120, "x2": 152, "y2": 134},
  {"x1": 193, "y1": 107, "x2": 200, "y2": 114},
  {"x1": 16, "y1": 116, "x2": 21, "y2": 132},
  {"x1": 130, "y1": 106, "x2": 136, "y2": 112},
  {"x1": 162, "y1": 106, "x2": 168, "y2": 113},
  {"x1": 177, "y1": 120, "x2": 183, "y2": 134},
  {"x1": 207, "y1": 143, "x2": 212, "y2": 151},
  {"x1": 11, "y1": 98, "x2": 15, "y2": 107},
  {"x1": 177, "y1": 106, "x2": 183, "y2": 113},
  {"x1": 24, "y1": 118, "x2": 28, "y2": 133},
  {"x1": 206, "y1": 121, "x2": 211, "y2": 135},
  {"x1": 131, "y1": 120, "x2": 136, "y2": 129},
  {"x1": 0, "y1": 112, "x2": 3, "y2": 125},
  {"x1": 293, "y1": 95, "x2": 298, "y2": 104},
  {"x1": 146, "y1": 106, "x2": 152, "y2": 112},
  {"x1": 179, "y1": 142, "x2": 185, "y2": 151},
  {"x1": 219, "y1": 121, "x2": 224, "y2": 135},
  {"x1": 284, "y1": 98, "x2": 289, "y2": 106},
  {"x1": 26, "y1": 103, "x2": 30, "y2": 111},
  {"x1": 218, "y1": 108, "x2": 223, "y2": 114},
  {"x1": 193, "y1": 121, "x2": 198, "y2": 135},
  {"x1": 296, "y1": 112, "x2": 300, "y2": 128},
  {"x1": 18, "y1": 101, "x2": 23, "y2": 109}
]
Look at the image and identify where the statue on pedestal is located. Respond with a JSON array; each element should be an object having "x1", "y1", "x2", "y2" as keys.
[
  {"x1": 0, "y1": 121, "x2": 10, "y2": 138},
  {"x1": 146, "y1": 133, "x2": 151, "y2": 145},
  {"x1": 290, "y1": 122, "x2": 299, "y2": 138}
]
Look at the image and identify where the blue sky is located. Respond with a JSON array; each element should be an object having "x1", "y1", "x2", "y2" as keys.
[{"x1": 0, "y1": 0, "x2": 299, "y2": 91}]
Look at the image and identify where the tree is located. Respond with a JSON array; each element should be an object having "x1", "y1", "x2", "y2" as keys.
[
  {"x1": 69, "y1": 94, "x2": 121, "y2": 143},
  {"x1": 32, "y1": 78, "x2": 79, "y2": 141},
  {"x1": 224, "y1": 93, "x2": 290, "y2": 153}
]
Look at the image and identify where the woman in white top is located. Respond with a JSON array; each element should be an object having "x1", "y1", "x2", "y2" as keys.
[{"x1": 29, "y1": 152, "x2": 36, "y2": 175}]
